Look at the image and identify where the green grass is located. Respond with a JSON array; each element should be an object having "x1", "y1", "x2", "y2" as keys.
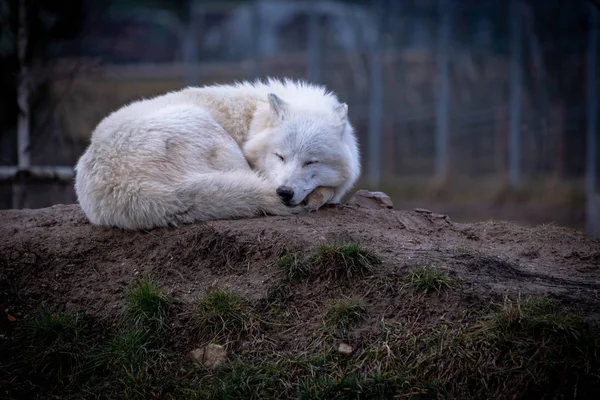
[
  {"x1": 18, "y1": 311, "x2": 94, "y2": 389},
  {"x1": 262, "y1": 284, "x2": 294, "y2": 319},
  {"x1": 469, "y1": 297, "x2": 600, "y2": 393},
  {"x1": 324, "y1": 298, "x2": 368, "y2": 335},
  {"x1": 298, "y1": 373, "x2": 406, "y2": 400},
  {"x1": 91, "y1": 326, "x2": 154, "y2": 373},
  {"x1": 198, "y1": 362, "x2": 285, "y2": 400},
  {"x1": 195, "y1": 288, "x2": 258, "y2": 340},
  {"x1": 123, "y1": 278, "x2": 171, "y2": 331},
  {"x1": 85, "y1": 325, "x2": 172, "y2": 399},
  {"x1": 472, "y1": 297, "x2": 600, "y2": 396},
  {"x1": 0, "y1": 278, "x2": 176, "y2": 399},
  {"x1": 198, "y1": 356, "x2": 428, "y2": 400},
  {"x1": 1, "y1": 311, "x2": 95, "y2": 396},
  {"x1": 4, "y1": 279, "x2": 599, "y2": 400},
  {"x1": 404, "y1": 265, "x2": 454, "y2": 293},
  {"x1": 197, "y1": 355, "x2": 404, "y2": 400},
  {"x1": 276, "y1": 243, "x2": 380, "y2": 281},
  {"x1": 310, "y1": 244, "x2": 379, "y2": 280},
  {"x1": 369, "y1": 297, "x2": 600, "y2": 398},
  {"x1": 25, "y1": 311, "x2": 89, "y2": 345},
  {"x1": 85, "y1": 278, "x2": 173, "y2": 397},
  {"x1": 277, "y1": 252, "x2": 312, "y2": 280},
  {"x1": 265, "y1": 284, "x2": 293, "y2": 306}
]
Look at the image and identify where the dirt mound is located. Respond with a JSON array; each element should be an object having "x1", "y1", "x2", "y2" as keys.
[
  {"x1": 1, "y1": 202, "x2": 598, "y2": 317},
  {"x1": 1, "y1": 198, "x2": 599, "y2": 399}
]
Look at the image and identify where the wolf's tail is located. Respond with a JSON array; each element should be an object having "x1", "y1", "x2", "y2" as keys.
[{"x1": 78, "y1": 170, "x2": 292, "y2": 230}]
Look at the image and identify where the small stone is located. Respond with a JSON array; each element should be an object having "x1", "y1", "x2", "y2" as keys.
[
  {"x1": 347, "y1": 190, "x2": 393, "y2": 209},
  {"x1": 190, "y1": 343, "x2": 228, "y2": 368},
  {"x1": 338, "y1": 342, "x2": 354, "y2": 356}
]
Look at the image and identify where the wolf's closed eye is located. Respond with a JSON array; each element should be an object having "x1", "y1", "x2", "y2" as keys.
[
  {"x1": 303, "y1": 160, "x2": 319, "y2": 167},
  {"x1": 275, "y1": 153, "x2": 285, "y2": 162}
]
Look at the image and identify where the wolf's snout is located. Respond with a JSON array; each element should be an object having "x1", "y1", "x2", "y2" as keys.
[{"x1": 276, "y1": 186, "x2": 294, "y2": 203}]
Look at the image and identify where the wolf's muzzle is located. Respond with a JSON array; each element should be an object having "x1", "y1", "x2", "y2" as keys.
[{"x1": 276, "y1": 186, "x2": 294, "y2": 204}]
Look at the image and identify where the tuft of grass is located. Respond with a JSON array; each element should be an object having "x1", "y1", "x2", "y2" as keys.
[
  {"x1": 404, "y1": 265, "x2": 454, "y2": 293},
  {"x1": 275, "y1": 244, "x2": 379, "y2": 281},
  {"x1": 104, "y1": 279, "x2": 171, "y2": 371},
  {"x1": 276, "y1": 252, "x2": 312, "y2": 280},
  {"x1": 485, "y1": 296, "x2": 557, "y2": 328},
  {"x1": 26, "y1": 311, "x2": 88, "y2": 346},
  {"x1": 124, "y1": 278, "x2": 171, "y2": 331},
  {"x1": 200, "y1": 362, "x2": 285, "y2": 400},
  {"x1": 90, "y1": 326, "x2": 154, "y2": 374},
  {"x1": 195, "y1": 288, "x2": 258, "y2": 340},
  {"x1": 266, "y1": 284, "x2": 292, "y2": 306},
  {"x1": 309, "y1": 243, "x2": 379, "y2": 280},
  {"x1": 83, "y1": 280, "x2": 173, "y2": 398},
  {"x1": 324, "y1": 298, "x2": 368, "y2": 334},
  {"x1": 20, "y1": 311, "x2": 93, "y2": 388},
  {"x1": 262, "y1": 284, "x2": 294, "y2": 319}
]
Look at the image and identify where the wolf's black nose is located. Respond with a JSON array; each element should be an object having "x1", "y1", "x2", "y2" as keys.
[{"x1": 276, "y1": 186, "x2": 294, "y2": 203}]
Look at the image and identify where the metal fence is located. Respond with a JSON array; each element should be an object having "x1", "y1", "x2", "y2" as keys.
[{"x1": 1, "y1": 0, "x2": 598, "y2": 232}]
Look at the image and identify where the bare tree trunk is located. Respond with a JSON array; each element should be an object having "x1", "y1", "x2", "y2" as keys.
[{"x1": 14, "y1": 0, "x2": 30, "y2": 209}]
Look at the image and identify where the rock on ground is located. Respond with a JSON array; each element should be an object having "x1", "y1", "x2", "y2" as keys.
[{"x1": 190, "y1": 344, "x2": 228, "y2": 369}]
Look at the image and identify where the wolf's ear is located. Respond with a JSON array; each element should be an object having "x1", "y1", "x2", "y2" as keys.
[
  {"x1": 268, "y1": 93, "x2": 288, "y2": 122},
  {"x1": 334, "y1": 103, "x2": 348, "y2": 121}
]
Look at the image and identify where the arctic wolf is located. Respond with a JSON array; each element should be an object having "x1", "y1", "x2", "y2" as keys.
[{"x1": 74, "y1": 78, "x2": 361, "y2": 230}]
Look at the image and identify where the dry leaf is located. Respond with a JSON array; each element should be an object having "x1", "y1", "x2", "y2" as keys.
[{"x1": 7, "y1": 314, "x2": 17, "y2": 322}]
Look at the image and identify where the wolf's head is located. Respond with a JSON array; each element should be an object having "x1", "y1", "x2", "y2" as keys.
[{"x1": 244, "y1": 93, "x2": 357, "y2": 206}]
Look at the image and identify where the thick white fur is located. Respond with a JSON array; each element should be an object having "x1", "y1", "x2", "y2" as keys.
[{"x1": 74, "y1": 78, "x2": 361, "y2": 230}]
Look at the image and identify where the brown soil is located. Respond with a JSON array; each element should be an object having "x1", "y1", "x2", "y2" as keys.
[
  {"x1": 1, "y1": 198, "x2": 599, "y2": 397},
  {"x1": 2, "y1": 200, "x2": 599, "y2": 329}
]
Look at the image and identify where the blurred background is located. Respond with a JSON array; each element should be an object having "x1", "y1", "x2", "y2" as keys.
[{"x1": 0, "y1": 0, "x2": 598, "y2": 236}]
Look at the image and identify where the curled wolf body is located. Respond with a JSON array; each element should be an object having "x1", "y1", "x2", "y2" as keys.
[{"x1": 74, "y1": 79, "x2": 361, "y2": 230}]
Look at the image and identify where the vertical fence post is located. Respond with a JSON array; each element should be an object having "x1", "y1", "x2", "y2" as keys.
[
  {"x1": 14, "y1": 0, "x2": 30, "y2": 209},
  {"x1": 183, "y1": 0, "x2": 200, "y2": 86},
  {"x1": 586, "y1": 3, "x2": 599, "y2": 237},
  {"x1": 586, "y1": 3, "x2": 598, "y2": 195},
  {"x1": 250, "y1": 0, "x2": 262, "y2": 79},
  {"x1": 508, "y1": 0, "x2": 522, "y2": 188},
  {"x1": 435, "y1": 0, "x2": 451, "y2": 184},
  {"x1": 367, "y1": 0, "x2": 385, "y2": 187},
  {"x1": 307, "y1": 0, "x2": 321, "y2": 83}
]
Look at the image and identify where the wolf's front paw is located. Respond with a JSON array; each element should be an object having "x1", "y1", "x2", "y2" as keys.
[{"x1": 304, "y1": 203, "x2": 320, "y2": 213}]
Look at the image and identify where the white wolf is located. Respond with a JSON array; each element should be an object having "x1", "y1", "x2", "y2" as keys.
[{"x1": 74, "y1": 78, "x2": 361, "y2": 230}]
